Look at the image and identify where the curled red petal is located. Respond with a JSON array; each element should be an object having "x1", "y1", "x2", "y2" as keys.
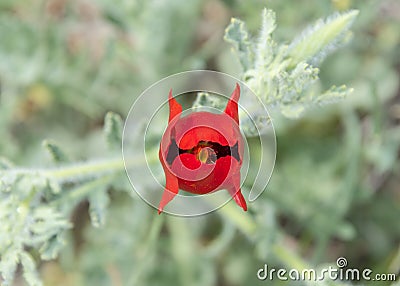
[
  {"x1": 224, "y1": 83, "x2": 240, "y2": 124},
  {"x1": 158, "y1": 168, "x2": 179, "y2": 214},
  {"x1": 168, "y1": 89, "x2": 182, "y2": 122},
  {"x1": 173, "y1": 112, "x2": 237, "y2": 150},
  {"x1": 228, "y1": 186, "x2": 247, "y2": 211},
  {"x1": 176, "y1": 156, "x2": 235, "y2": 195},
  {"x1": 178, "y1": 126, "x2": 229, "y2": 150},
  {"x1": 226, "y1": 171, "x2": 247, "y2": 211},
  {"x1": 171, "y1": 153, "x2": 215, "y2": 183}
]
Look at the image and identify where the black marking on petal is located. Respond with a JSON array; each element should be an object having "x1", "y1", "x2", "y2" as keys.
[
  {"x1": 230, "y1": 141, "x2": 240, "y2": 162},
  {"x1": 166, "y1": 139, "x2": 240, "y2": 166},
  {"x1": 166, "y1": 139, "x2": 180, "y2": 165}
]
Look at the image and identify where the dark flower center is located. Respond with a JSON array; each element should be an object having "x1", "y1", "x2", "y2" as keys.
[{"x1": 166, "y1": 139, "x2": 240, "y2": 165}]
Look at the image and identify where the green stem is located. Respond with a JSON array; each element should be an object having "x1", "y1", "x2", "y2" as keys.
[
  {"x1": 220, "y1": 202, "x2": 257, "y2": 237},
  {"x1": 1, "y1": 151, "x2": 159, "y2": 183},
  {"x1": 1, "y1": 157, "x2": 124, "y2": 181},
  {"x1": 51, "y1": 175, "x2": 115, "y2": 206},
  {"x1": 167, "y1": 217, "x2": 196, "y2": 286},
  {"x1": 46, "y1": 158, "x2": 125, "y2": 180},
  {"x1": 128, "y1": 215, "x2": 164, "y2": 285},
  {"x1": 44, "y1": 159, "x2": 124, "y2": 181},
  {"x1": 207, "y1": 196, "x2": 257, "y2": 237},
  {"x1": 272, "y1": 243, "x2": 310, "y2": 270}
]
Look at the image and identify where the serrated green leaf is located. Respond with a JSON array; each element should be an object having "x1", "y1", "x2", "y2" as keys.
[
  {"x1": 42, "y1": 139, "x2": 69, "y2": 163},
  {"x1": 255, "y1": 8, "x2": 276, "y2": 71},
  {"x1": 39, "y1": 233, "x2": 66, "y2": 260},
  {"x1": 240, "y1": 113, "x2": 271, "y2": 137},
  {"x1": 192, "y1": 92, "x2": 226, "y2": 111},
  {"x1": 88, "y1": 187, "x2": 110, "y2": 228},
  {"x1": 277, "y1": 62, "x2": 320, "y2": 105},
  {"x1": 29, "y1": 207, "x2": 70, "y2": 238},
  {"x1": 288, "y1": 10, "x2": 359, "y2": 67},
  {"x1": 316, "y1": 85, "x2": 352, "y2": 105},
  {"x1": 0, "y1": 248, "x2": 19, "y2": 286},
  {"x1": 224, "y1": 18, "x2": 254, "y2": 71},
  {"x1": 223, "y1": 8, "x2": 357, "y2": 121},
  {"x1": 280, "y1": 104, "x2": 306, "y2": 118},
  {"x1": 46, "y1": 178, "x2": 61, "y2": 194},
  {"x1": 19, "y1": 252, "x2": 42, "y2": 286},
  {"x1": 104, "y1": 112, "x2": 123, "y2": 150}
]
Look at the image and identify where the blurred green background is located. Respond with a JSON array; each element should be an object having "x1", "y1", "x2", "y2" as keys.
[{"x1": 0, "y1": 0, "x2": 399, "y2": 285}]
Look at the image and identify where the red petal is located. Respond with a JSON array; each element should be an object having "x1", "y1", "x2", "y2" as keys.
[
  {"x1": 168, "y1": 89, "x2": 182, "y2": 122},
  {"x1": 178, "y1": 125, "x2": 229, "y2": 150},
  {"x1": 226, "y1": 171, "x2": 247, "y2": 211},
  {"x1": 179, "y1": 153, "x2": 201, "y2": 170},
  {"x1": 171, "y1": 153, "x2": 214, "y2": 182},
  {"x1": 158, "y1": 169, "x2": 179, "y2": 214},
  {"x1": 158, "y1": 147, "x2": 180, "y2": 214},
  {"x1": 176, "y1": 156, "x2": 237, "y2": 195},
  {"x1": 224, "y1": 83, "x2": 240, "y2": 124},
  {"x1": 173, "y1": 112, "x2": 237, "y2": 150},
  {"x1": 229, "y1": 188, "x2": 247, "y2": 211}
]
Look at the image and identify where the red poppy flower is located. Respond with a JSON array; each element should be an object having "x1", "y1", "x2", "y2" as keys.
[{"x1": 158, "y1": 83, "x2": 247, "y2": 214}]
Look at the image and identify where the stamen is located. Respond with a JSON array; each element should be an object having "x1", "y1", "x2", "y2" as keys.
[{"x1": 197, "y1": 147, "x2": 217, "y2": 164}]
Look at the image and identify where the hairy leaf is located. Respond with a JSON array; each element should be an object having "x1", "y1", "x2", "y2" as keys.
[
  {"x1": 288, "y1": 10, "x2": 359, "y2": 67},
  {"x1": 224, "y1": 18, "x2": 254, "y2": 71},
  {"x1": 42, "y1": 140, "x2": 70, "y2": 163},
  {"x1": 104, "y1": 112, "x2": 123, "y2": 150}
]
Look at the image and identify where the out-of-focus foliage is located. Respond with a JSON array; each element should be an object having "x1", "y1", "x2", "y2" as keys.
[
  {"x1": 0, "y1": 0, "x2": 399, "y2": 286},
  {"x1": 224, "y1": 8, "x2": 357, "y2": 118},
  {"x1": 195, "y1": 8, "x2": 358, "y2": 137}
]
